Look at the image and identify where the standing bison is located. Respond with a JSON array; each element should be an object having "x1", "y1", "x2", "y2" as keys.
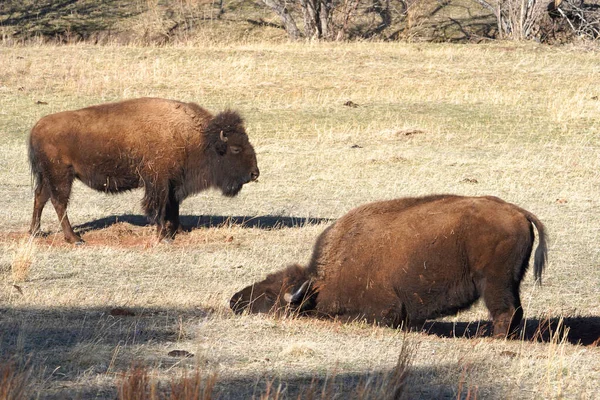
[
  {"x1": 28, "y1": 97, "x2": 259, "y2": 243},
  {"x1": 230, "y1": 195, "x2": 547, "y2": 337}
]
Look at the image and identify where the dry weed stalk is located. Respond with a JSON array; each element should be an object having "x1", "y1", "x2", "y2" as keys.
[
  {"x1": 10, "y1": 237, "x2": 35, "y2": 282},
  {"x1": 0, "y1": 361, "x2": 31, "y2": 400},
  {"x1": 118, "y1": 366, "x2": 217, "y2": 400},
  {"x1": 168, "y1": 370, "x2": 217, "y2": 400},
  {"x1": 116, "y1": 340, "x2": 414, "y2": 399},
  {"x1": 294, "y1": 338, "x2": 415, "y2": 400},
  {"x1": 456, "y1": 363, "x2": 479, "y2": 400},
  {"x1": 118, "y1": 365, "x2": 155, "y2": 400},
  {"x1": 544, "y1": 317, "x2": 570, "y2": 398}
]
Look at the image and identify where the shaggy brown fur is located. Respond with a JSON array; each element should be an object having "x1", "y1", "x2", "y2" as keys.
[
  {"x1": 230, "y1": 195, "x2": 547, "y2": 337},
  {"x1": 28, "y1": 97, "x2": 259, "y2": 243}
]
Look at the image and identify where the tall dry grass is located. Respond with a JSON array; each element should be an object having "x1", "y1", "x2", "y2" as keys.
[
  {"x1": 0, "y1": 361, "x2": 31, "y2": 400},
  {"x1": 117, "y1": 340, "x2": 414, "y2": 399}
]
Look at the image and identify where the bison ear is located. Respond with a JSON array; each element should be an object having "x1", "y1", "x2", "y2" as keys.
[{"x1": 283, "y1": 280, "x2": 311, "y2": 305}]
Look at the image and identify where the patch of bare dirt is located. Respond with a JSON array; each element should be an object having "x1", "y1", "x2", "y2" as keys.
[{"x1": 0, "y1": 222, "x2": 240, "y2": 249}]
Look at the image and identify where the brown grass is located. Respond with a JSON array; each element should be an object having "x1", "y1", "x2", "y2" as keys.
[
  {"x1": 0, "y1": 42, "x2": 599, "y2": 399},
  {"x1": 0, "y1": 361, "x2": 31, "y2": 400}
]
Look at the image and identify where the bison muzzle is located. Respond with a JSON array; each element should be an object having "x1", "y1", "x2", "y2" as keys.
[
  {"x1": 28, "y1": 97, "x2": 259, "y2": 243},
  {"x1": 230, "y1": 195, "x2": 547, "y2": 338}
]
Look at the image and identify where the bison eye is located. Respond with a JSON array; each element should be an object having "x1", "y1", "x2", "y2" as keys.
[
  {"x1": 230, "y1": 146, "x2": 242, "y2": 154},
  {"x1": 264, "y1": 292, "x2": 276, "y2": 303}
]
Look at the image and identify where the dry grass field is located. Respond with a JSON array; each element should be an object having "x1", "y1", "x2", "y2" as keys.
[{"x1": 0, "y1": 41, "x2": 599, "y2": 398}]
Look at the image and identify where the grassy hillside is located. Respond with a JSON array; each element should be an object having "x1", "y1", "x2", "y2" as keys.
[
  {"x1": 1, "y1": 41, "x2": 599, "y2": 398},
  {"x1": 0, "y1": 0, "x2": 496, "y2": 44}
]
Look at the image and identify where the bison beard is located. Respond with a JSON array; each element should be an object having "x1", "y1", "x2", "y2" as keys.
[
  {"x1": 230, "y1": 195, "x2": 548, "y2": 338},
  {"x1": 28, "y1": 98, "x2": 259, "y2": 244}
]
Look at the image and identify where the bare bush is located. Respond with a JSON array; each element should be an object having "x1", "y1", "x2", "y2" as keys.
[
  {"x1": 472, "y1": 0, "x2": 547, "y2": 39},
  {"x1": 258, "y1": 0, "x2": 415, "y2": 40},
  {"x1": 550, "y1": 0, "x2": 600, "y2": 40}
]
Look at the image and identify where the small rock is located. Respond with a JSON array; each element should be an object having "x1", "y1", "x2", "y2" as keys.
[
  {"x1": 397, "y1": 129, "x2": 426, "y2": 136},
  {"x1": 500, "y1": 350, "x2": 517, "y2": 358},
  {"x1": 168, "y1": 350, "x2": 194, "y2": 358},
  {"x1": 110, "y1": 307, "x2": 135, "y2": 317}
]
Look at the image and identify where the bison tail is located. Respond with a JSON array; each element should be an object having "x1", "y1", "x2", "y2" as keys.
[
  {"x1": 28, "y1": 139, "x2": 43, "y2": 192},
  {"x1": 525, "y1": 211, "x2": 547, "y2": 285}
]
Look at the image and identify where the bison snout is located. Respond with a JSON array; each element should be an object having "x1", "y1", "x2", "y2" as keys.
[{"x1": 250, "y1": 169, "x2": 260, "y2": 182}]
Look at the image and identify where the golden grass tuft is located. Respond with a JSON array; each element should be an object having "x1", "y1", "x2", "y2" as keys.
[{"x1": 10, "y1": 237, "x2": 35, "y2": 283}]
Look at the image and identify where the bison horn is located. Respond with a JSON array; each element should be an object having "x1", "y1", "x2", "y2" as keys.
[
  {"x1": 219, "y1": 130, "x2": 228, "y2": 143},
  {"x1": 284, "y1": 280, "x2": 311, "y2": 305}
]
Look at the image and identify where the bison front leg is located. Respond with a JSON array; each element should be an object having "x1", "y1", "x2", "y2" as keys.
[
  {"x1": 142, "y1": 181, "x2": 176, "y2": 242},
  {"x1": 163, "y1": 185, "x2": 182, "y2": 237}
]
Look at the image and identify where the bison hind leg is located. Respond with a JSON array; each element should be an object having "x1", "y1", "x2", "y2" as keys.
[
  {"x1": 30, "y1": 179, "x2": 51, "y2": 236},
  {"x1": 46, "y1": 167, "x2": 82, "y2": 244},
  {"x1": 482, "y1": 280, "x2": 524, "y2": 338}
]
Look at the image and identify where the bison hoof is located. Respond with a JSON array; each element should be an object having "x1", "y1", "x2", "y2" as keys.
[
  {"x1": 65, "y1": 236, "x2": 85, "y2": 245},
  {"x1": 160, "y1": 237, "x2": 174, "y2": 245}
]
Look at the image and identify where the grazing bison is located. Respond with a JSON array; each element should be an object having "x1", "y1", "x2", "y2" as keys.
[
  {"x1": 230, "y1": 195, "x2": 547, "y2": 337},
  {"x1": 28, "y1": 97, "x2": 259, "y2": 243}
]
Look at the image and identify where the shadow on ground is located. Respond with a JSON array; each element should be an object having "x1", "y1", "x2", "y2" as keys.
[
  {"x1": 1, "y1": 305, "x2": 498, "y2": 399},
  {"x1": 0, "y1": 306, "x2": 210, "y2": 360},
  {"x1": 422, "y1": 316, "x2": 600, "y2": 346},
  {"x1": 74, "y1": 214, "x2": 333, "y2": 234}
]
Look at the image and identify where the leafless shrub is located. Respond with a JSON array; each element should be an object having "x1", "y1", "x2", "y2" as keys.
[
  {"x1": 258, "y1": 0, "x2": 423, "y2": 40},
  {"x1": 551, "y1": 0, "x2": 600, "y2": 40},
  {"x1": 473, "y1": 0, "x2": 547, "y2": 40}
]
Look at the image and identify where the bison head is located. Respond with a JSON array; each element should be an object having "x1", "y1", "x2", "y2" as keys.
[
  {"x1": 206, "y1": 111, "x2": 259, "y2": 197},
  {"x1": 230, "y1": 264, "x2": 315, "y2": 315}
]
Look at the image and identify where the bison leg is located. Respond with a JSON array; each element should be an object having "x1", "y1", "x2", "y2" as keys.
[
  {"x1": 164, "y1": 186, "x2": 181, "y2": 237},
  {"x1": 142, "y1": 181, "x2": 174, "y2": 241},
  {"x1": 46, "y1": 168, "x2": 82, "y2": 244},
  {"x1": 483, "y1": 281, "x2": 523, "y2": 338},
  {"x1": 29, "y1": 181, "x2": 51, "y2": 236}
]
